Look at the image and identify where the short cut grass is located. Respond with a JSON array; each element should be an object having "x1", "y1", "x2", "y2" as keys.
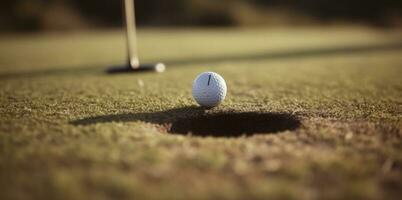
[{"x1": 0, "y1": 26, "x2": 401, "y2": 200}]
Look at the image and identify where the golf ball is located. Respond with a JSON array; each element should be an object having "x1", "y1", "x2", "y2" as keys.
[{"x1": 192, "y1": 72, "x2": 227, "y2": 108}]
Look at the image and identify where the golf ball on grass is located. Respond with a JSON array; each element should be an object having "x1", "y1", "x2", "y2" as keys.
[{"x1": 192, "y1": 72, "x2": 227, "y2": 108}]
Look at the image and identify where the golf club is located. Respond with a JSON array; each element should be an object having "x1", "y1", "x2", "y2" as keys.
[{"x1": 107, "y1": 0, "x2": 166, "y2": 73}]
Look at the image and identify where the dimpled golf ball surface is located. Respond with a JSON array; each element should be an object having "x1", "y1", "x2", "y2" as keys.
[{"x1": 192, "y1": 72, "x2": 227, "y2": 107}]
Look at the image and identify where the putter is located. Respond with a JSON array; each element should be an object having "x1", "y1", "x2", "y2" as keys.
[{"x1": 107, "y1": 0, "x2": 165, "y2": 73}]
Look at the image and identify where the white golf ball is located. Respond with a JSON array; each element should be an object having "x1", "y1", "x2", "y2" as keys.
[{"x1": 192, "y1": 72, "x2": 227, "y2": 108}]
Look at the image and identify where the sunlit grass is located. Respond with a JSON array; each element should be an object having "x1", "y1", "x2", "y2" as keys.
[{"x1": 0, "y1": 27, "x2": 401, "y2": 200}]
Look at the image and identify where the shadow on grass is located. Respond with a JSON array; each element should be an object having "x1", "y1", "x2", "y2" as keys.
[
  {"x1": 70, "y1": 107, "x2": 301, "y2": 137},
  {"x1": 167, "y1": 41, "x2": 402, "y2": 66},
  {"x1": 1, "y1": 41, "x2": 402, "y2": 80},
  {"x1": 0, "y1": 65, "x2": 102, "y2": 80}
]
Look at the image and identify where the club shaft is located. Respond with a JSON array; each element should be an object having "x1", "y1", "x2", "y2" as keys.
[{"x1": 124, "y1": 0, "x2": 139, "y2": 68}]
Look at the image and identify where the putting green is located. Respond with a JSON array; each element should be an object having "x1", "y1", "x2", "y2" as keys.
[{"x1": 0, "y1": 26, "x2": 401, "y2": 200}]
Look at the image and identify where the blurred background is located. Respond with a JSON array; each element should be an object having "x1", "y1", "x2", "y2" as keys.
[{"x1": 1, "y1": 0, "x2": 402, "y2": 32}]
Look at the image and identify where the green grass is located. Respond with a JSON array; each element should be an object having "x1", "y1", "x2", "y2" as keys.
[{"x1": 0, "y1": 26, "x2": 401, "y2": 200}]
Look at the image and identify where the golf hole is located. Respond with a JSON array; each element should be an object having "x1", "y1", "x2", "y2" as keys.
[
  {"x1": 168, "y1": 113, "x2": 301, "y2": 137},
  {"x1": 70, "y1": 108, "x2": 301, "y2": 138}
]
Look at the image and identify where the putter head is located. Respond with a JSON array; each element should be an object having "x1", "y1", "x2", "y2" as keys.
[{"x1": 107, "y1": 63, "x2": 166, "y2": 74}]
